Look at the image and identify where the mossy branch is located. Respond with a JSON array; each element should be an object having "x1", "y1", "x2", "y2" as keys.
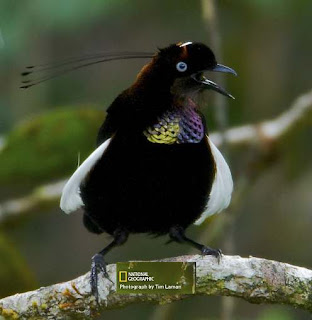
[{"x1": 0, "y1": 255, "x2": 311, "y2": 319}]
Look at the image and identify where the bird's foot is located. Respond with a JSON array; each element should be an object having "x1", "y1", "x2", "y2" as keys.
[
  {"x1": 90, "y1": 253, "x2": 112, "y2": 303},
  {"x1": 201, "y1": 246, "x2": 223, "y2": 263}
]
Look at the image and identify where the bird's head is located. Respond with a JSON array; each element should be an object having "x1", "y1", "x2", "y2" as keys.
[
  {"x1": 137, "y1": 41, "x2": 236, "y2": 99},
  {"x1": 21, "y1": 41, "x2": 236, "y2": 100}
]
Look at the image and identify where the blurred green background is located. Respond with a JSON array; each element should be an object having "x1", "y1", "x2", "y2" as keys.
[{"x1": 0, "y1": 0, "x2": 311, "y2": 319}]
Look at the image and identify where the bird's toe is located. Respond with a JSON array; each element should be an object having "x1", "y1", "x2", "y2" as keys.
[
  {"x1": 90, "y1": 253, "x2": 110, "y2": 302},
  {"x1": 201, "y1": 246, "x2": 223, "y2": 263}
]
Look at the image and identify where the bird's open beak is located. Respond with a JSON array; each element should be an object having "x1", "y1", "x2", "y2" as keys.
[{"x1": 191, "y1": 63, "x2": 237, "y2": 99}]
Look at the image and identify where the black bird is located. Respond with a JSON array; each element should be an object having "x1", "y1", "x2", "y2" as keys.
[{"x1": 59, "y1": 41, "x2": 236, "y2": 299}]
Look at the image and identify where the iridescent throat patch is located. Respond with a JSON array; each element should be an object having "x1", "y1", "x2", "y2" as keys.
[{"x1": 143, "y1": 103, "x2": 204, "y2": 144}]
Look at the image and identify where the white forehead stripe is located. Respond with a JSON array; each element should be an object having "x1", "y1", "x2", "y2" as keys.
[{"x1": 179, "y1": 41, "x2": 193, "y2": 47}]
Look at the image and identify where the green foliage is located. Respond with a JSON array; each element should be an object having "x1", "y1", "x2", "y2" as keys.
[
  {"x1": 257, "y1": 307, "x2": 294, "y2": 320},
  {"x1": 0, "y1": 0, "x2": 129, "y2": 57},
  {"x1": 0, "y1": 232, "x2": 36, "y2": 298},
  {"x1": 278, "y1": 107, "x2": 312, "y2": 181},
  {"x1": 0, "y1": 108, "x2": 104, "y2": 186},
  {"x1": 237, "y1": 0, "x2": 311, "y2": 17},
  {"x1": 23, "y1": 0, "x2": 128, "y2": 30}
]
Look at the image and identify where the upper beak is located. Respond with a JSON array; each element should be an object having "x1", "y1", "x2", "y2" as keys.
[
  {"x1": 191, "y1": 63, "x2": 237, "y2": 99},
  {"x1": 212, "y1": 64, "x2": 237, "y2": 76}
]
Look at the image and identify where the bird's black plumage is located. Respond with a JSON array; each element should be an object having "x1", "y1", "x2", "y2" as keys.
[
  {"x1": 60, "y1": 41, "x2": 236, "y2": 300},
  {"x1": 81, "y1": 129, "x2": 215, "y2": 235}
]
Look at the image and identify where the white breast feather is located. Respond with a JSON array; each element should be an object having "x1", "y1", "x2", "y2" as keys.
[
  {"x1": 60, "y1": 138, "x2": 111, "y2": 214},
  {"x1": 194, "y1": 136, "x2": 233, "y2": 225}
]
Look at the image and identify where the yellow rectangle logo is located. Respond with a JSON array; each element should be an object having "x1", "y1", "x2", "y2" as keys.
[{"x1": 119, "y1": 271, "x2": 127, "y2": 282}]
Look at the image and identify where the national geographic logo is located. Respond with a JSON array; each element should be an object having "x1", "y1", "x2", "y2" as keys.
[
  {"x1": 119, "y1": 271, "x2": 127, "y2": 282},
  {"x1": 116, "y1": 262, "x2": 196, "y2": 294},
  {"x1": 118, "y1": 271, "x2": 154, "y2": 282}
]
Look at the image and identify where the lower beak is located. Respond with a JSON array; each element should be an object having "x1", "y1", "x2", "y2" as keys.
[{"x1": 191, "y1": 63, "x2": 237, "y2": 99}]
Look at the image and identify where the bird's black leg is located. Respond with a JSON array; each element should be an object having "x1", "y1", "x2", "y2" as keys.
[
  {"x1": 169, "y1": 225, "x2": 222, "y2": 262},
  {"x1": 91, "y1": 228, "x2": 128, "y2": 302}
]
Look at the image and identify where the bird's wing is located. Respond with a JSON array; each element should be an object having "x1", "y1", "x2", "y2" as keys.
[
  {"x1": 96, "y1": 95, "x2": 129, "y2": 146},
  {"x1": 61, "y1": 95, "x2": 126, "y2": 214},
  {"x1": 194, "y1": 135, "x2": 233, "y2": 225},
  {"x1": 60, "y1": 138, "x2": 112, "y2": 214}
]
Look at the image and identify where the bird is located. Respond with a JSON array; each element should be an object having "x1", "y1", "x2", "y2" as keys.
[{"x1": 34, "y1": 41, "x2": 236, "y2": 300}]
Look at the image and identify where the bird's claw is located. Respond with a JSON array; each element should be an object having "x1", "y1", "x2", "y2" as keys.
[
  {"x1": 90, "y1": 253, "x2": 112, "y2": 303},
  {"x1": 201, "y1": 246, "x2": 223, "y2": 263}
]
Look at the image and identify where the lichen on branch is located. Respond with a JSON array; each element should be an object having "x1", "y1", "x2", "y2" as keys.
[{"x1": 0, "y1": 255, "x2": 311, "y2": 319}]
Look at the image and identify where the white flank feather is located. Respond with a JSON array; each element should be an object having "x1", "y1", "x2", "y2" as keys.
[
  {"x1": 60, "y1": 138, "x2": 111, "y2": 214},
  {"x1": 194, "y1": 136, "x2": 233, "y2": 225}
]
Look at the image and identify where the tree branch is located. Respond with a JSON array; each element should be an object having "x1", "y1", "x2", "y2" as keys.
[
  {"x1": 0, "y1": 180, "x2": 66, "y2": 224},
  {"x1": 0, "y1": 255, "x2": 311, "y2": 319},
  {"x1": 210, "y1": 89, "x2": 312, "y2": 147}
]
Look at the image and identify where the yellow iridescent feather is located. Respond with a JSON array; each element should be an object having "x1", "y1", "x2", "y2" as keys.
[{"x1": 143, "y1": 115, "x2": 180, "y2": 144}]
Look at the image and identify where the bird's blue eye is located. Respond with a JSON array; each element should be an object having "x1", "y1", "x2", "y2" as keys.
[{"x1": 176, "y1": 61, "x2": 188, "y2": 72}]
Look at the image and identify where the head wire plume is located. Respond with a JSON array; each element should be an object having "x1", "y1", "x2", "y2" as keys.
[{"x1": 20, "y1": 51, "x2": 155, "y2": 89}]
